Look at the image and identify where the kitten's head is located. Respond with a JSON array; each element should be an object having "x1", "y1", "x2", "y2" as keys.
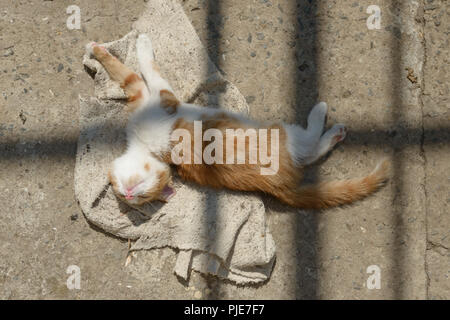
[{"x1": 108, "y1": 154, "x2": 175, "y2": 206}]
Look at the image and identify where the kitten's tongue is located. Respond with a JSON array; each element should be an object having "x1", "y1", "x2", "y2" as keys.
[{"x1": 160, "y1": 185, "x2": 176, "y2": 202}]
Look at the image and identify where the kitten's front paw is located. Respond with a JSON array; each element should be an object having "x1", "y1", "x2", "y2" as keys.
[
  {"x1": 86, "y1": 42, "x2": 97, "y2": 57},
  {"x1": 86, "y1": 42, "x2": 108, "y2": 59},
  {"x1": 136, "y1": 33, "x2": 154, "y2": 61}
]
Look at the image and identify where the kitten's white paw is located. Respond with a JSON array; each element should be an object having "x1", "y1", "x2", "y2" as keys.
[
  {"x1": 136, "y1": 33, "x2": 154, "y2": 61},
  {"x1": 314, "y1": 101, "x2": 328, "y2": 115},
  {"x1": 329, "y1": 124, "x2": 347, "y2": 145},
  {"x1": 308, "y1": 102, "x2": 328, "y2": 129}
]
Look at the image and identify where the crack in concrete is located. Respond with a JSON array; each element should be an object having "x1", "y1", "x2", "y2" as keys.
[
  {"x1": 427, "y1": 241, "x2": 450, "y2": 255},
  {"x1": 417, "y1": 0, "x2": 430, "y2": 299},
  {"x1": 85, "y1": 14, "x2": 115, "y2": 23}
]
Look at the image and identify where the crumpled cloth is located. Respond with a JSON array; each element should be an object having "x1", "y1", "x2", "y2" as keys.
[{"x1": 74, "y1": 0, "x2": 275, "y2": 284}]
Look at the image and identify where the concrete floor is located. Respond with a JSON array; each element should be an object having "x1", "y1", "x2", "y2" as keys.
[{"x1": 0, "y1": 0, "x2": 448, "y2": 299}]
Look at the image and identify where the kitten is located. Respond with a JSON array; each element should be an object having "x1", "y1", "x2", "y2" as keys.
[{"x1": 86, "y1": 34, "x2": 389, "y2": 209}]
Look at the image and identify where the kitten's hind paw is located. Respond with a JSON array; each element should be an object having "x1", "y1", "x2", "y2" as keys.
[
  {"x1": 329, "y1": 124, "x2": 347, "y2": 146},
  {"x1": 313, "y1": 101, "x2": 328, "y2": 115},
  {"x1": 307, "y1": 101, "x2": 328, "y2": 132}
]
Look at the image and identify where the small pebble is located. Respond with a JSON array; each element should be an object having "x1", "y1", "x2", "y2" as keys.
[
  {"x1": 287, "y1": 41, "x2": 296, "y2": 48},
  {"x1": 245, "y1": 96, "x2": 256, "y2": 104},
  {"x1": 3, "y1": 48, "x2": 14, "y2": 57},
  {"x1": 194, "y1": 291, "x2": 202, "y2": 299}
]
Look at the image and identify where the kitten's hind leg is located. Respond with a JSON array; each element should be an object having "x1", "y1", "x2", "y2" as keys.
[
  {"x1": 307, "y1": 102, "x2": 327, "y2": 137},
  {"x1": 87, "y1": 42, "x2": 149, "y2": 112},
  {"x1": 304, "y1": 124, "x2": 347, "y2": 164},
  {"x1": 136, "y1": 34, "x2": 179, "y2": 114},
  {"x1": 283, "y1": 102, "x2": 327, "y2": 165}
]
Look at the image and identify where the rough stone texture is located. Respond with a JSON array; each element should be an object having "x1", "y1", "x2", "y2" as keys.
[{"x1": 0, "y1": 0, "x2": 447, "y2": 299}]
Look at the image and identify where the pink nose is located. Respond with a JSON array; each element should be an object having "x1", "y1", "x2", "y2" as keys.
[{"x1": 125, "y1": 189, "x2": 134, "y2": 200}]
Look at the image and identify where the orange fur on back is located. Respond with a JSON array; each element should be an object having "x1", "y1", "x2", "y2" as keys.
[{"x1": 172, "y1": 114, "x2": 301, "y2": 195}]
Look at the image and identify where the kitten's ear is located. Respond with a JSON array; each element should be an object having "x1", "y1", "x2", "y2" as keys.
[{"x1": 158, "y1": 185, "x2": 176, "y2": 202}]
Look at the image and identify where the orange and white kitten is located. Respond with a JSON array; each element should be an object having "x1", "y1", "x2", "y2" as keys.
[{"x1": 86, "y1": 34, "x2": 389, "y2": 209}]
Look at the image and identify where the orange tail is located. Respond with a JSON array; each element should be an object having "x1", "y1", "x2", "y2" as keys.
[{"x1": 275, "y1": 159, "x2": 390, "y2": 209}]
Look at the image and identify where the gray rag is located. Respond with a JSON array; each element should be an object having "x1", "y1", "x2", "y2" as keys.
[{"x1": 74, "y1": 0, "x2": 275, "y2": 284}]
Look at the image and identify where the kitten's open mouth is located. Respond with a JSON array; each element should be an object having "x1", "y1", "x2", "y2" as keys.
[{"x1": 159, "y1": 185, "x2": 176, "y2": 202}]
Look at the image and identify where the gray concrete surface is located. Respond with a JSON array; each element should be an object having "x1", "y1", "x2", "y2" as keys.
[
  {"x1": 422, "y1": 0, "x2": 450, "y2": 300},
  {"x1": 0, "y1": 0, "x2": 448, "y2": 299}
]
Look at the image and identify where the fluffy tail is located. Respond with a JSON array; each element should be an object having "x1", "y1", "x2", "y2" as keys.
[{"x1": 275, "y1": 159, "x2": 390, "y2": 209}]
